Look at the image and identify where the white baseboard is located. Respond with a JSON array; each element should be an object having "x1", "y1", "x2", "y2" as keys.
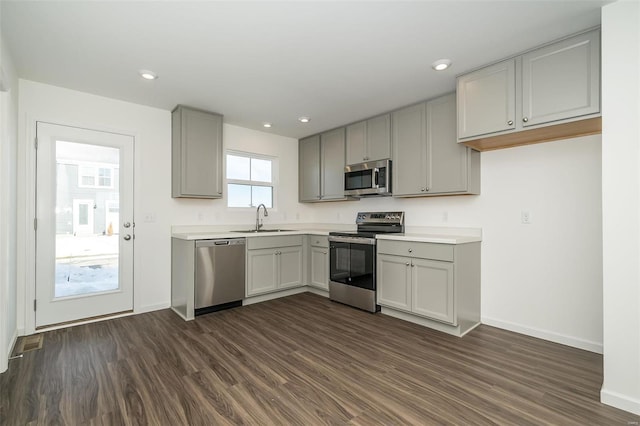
[
  {"x1": 135, "y1": 302, "x2": 171, "y2": 314},
  {"x1": 601, "y1": 388, "x2": 640, "y2": 415},
  {"x1": 243, "y1": 287, "x2": 308, "y2": 306},
  {"x1": 306, "y1": 287, "x2": 329, "y2": 298},
  {"x1": 1, "y1": 328, "x2": 18, "y2": 373},
  {"x1": 481, "y1": 316, "x2": 603, "y2": 354}
]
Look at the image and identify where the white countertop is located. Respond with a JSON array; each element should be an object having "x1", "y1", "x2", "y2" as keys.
[
  {"x1": 376, "y1": 233, "x2": 481, "y2": 244},
  {"x1": 172, "y1": 226, "x2": 481, "y2": 244},
  {"x1": 171, "y1": 229, "x2": 330, "y2": 241}
]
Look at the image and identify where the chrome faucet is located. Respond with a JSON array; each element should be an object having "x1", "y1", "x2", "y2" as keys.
[{"x1": 255, "y1": 203, "x2": 268, "y2": 231}]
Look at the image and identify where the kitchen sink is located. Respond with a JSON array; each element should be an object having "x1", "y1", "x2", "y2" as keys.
[{"x1": 230, "y1": 229, "x2": 295, "y2": 233}]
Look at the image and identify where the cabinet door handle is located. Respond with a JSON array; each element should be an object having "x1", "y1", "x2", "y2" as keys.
[
  {"x1": 411, "y1": 263, "x2": 415, "y2": 268},
  {"x1": 408, "y1": 248, "x2": 413, "y2": 253},
  {"x1": 522, "y1": 117, "x2": 529, "y2": 123},
  {"x1": 421, "y1": 187, "x2": 426, "y2": 192},
  {"x1": 405, "y1": 262, "x2": 410, "y2": 266},
  {"x1": 507, "y1": 120, "x2": 513, "y2": 126}
]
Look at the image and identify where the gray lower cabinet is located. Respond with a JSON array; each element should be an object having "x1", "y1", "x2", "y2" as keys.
[
  {"x1": 377, "y1": 239, "x2": 480, "y2": 336},
  {"x1": 299, "y1": 128, "x2": 351, "y2": 202},
  {"x1": 308, "y1": 235, "x2": 329, "y2": 291},
  {"x1": 392, "y1": 93, "x2": 480, "y2": 197},
  {"x1": 172, "y1": 105, "x2": 223, "y2": 198},
  {"x1": 246, "y1": 235, "x2": 304, "y2": 296},
  {"x1": 346, "y1": 114, "x2": 391, "y2": 165},
  {"x1": 457, "y1": 29, "x2": 600, "y2": 143}
]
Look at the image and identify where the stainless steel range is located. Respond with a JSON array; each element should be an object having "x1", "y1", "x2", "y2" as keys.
[{"x1": 328, "y1": 211, "x2": 405, "y2": 312}]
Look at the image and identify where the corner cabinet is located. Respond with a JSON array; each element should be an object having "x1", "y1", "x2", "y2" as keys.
[
  {"x1": 457, "y1": 29, "x2": 601, "y2": 150},
  {"x1": 346, "y1": 114, "x2": 391, "y2": 165},
  {"x1": 377, "y1": 239, "x2": 480, "y2": 337},
  {"x1": 392, "y1": 93, "x2": 480, "y2": 197},
  {"x1": 299, "y1": 128, "x2": 354, "y2": 202},
  {"x1": 246, "y1": 235, "x2": 304, "y2": 296},
  {"x1": 172, "y1": 105, "x2": 223, "y2": 198}
]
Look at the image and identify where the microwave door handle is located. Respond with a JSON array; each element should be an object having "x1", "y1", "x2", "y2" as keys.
[{"x1": 373, "y1": 168, "x2": 379, "y2": 188}]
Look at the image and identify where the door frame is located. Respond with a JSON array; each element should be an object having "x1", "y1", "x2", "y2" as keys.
[{"x1": 19, "y1": 115, "x2": 137, "y2": 335}]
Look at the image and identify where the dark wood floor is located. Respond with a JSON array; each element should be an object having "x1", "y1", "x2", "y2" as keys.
[{"x1": 1, "y1": 292, "x2": 638, "y2": 425}]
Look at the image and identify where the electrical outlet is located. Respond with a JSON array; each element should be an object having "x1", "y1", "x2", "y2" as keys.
[
  {"x1": 521, "y1": 211, "x2": 532, "y2": 224},
  {"x1": 143, "y1": 213, "x2": 156, "y2": 223}
]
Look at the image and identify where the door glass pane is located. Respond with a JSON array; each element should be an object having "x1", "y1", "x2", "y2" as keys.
[
  {"x1": 78, "y1": 204, "x2": 89, "y2": 225},
  {"x1": 55, "y1": 141, "x2": 120, "y2": 298}
]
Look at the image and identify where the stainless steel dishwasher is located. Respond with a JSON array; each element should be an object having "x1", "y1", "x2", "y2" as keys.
[{"x1": 195, "y1": 238, "x2": 246, "y2": 315}]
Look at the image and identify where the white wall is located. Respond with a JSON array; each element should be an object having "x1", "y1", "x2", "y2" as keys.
[
  {"x1": 601, "y1": 0, "x2": 640, "y2": 415},
  {"x1": 0, "y1": 27, "x2": 19, "y2": 372},
  {"x1": 310, "y1": 135, "x2": 604, "y2": 353},
  {"x1": 17, "y1": 80, "x2": 304, "y2": 334}
]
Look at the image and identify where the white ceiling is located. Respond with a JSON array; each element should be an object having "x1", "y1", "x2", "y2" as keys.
[{"x1": 1, "y1": 1, "x2": 608, "y2": 139}]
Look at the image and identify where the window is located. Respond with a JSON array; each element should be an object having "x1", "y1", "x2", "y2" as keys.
[
  {"x1": 78, "y1": 165, "x2": 114, "y2": 188},
  {"x1": 226, "y1": 152, "x2": 275, "y2": 208}
]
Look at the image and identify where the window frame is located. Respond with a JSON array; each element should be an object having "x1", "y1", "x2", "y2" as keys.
[{"x1": 225, "y1": 150, "x2": 278, "y2": 210}]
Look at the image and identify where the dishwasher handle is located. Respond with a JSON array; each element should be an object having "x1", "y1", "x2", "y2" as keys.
[{"x1": 196, "y1": 238, "x2": 246, "y2": 248}]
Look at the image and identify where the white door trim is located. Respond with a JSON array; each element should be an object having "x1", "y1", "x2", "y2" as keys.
[{"x1": 18, "y1": 115, "x2": 138, "y2": 335}]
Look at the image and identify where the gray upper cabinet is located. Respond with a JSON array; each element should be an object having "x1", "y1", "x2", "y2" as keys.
[
  {"x1": 457, "y1": 29, "x2": 601, "y2": 146},
  {"x1": 346, "y1": 114, "x2": 391, "y2": 165},
  {"x1": 299, "y1": 135, "x2": 321, "y2": 202},
  {"x1": 521, "y1": 30, "x2": 600, "y2": 127},
  {"x1": 392, "y1": 102, "x2": 427, "y2": 196},
  {"x1": 299, "y1": 128, "x2": 350, "y2": 202},
  {"x1": 320, "y1": 128, "x2": 347, "y2": 200},
  {"x1": 172, "y1": 105, "x2": 223, "y2": 198},
  {"x1": 427, "y1": 94, "x2": 479, "y2": 194},
  {"x1": 457, "y1": 59, "x2": 516, "y2": 140},
  {"x1": 393, "y1": 94, "x2": 480, "y2": 197}
]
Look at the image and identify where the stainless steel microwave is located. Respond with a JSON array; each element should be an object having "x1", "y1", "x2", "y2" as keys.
[{"x1": 344, "y1": 159, "x2": 392, "y2": 197}]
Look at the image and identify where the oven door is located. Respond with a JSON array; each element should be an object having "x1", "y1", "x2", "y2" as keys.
[{"x1": 329, "y1": 236, "x2": 376, "y2": 291}]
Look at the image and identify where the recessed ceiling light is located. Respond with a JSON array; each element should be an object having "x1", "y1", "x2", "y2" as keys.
[
  {"x1": 298, "y1": 116, "x2": 310, "y2": 123},
  {"x1": 139, "y1": 70, "x2": 158, "y2": 80},
  {"x1": 263, "y1": 122, "x2": 272, "y2": 128},
  {"x1": 431, "y1": 59, "x2": 452, "y2": 71}
]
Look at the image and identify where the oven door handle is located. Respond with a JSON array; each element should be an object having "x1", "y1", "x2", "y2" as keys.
[{"x1": 328, "y1": 236, "x2": 376, "y2": 245}]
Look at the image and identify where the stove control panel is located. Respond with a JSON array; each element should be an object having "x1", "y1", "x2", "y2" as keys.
[{"x1": 356, "y1": 211, "x2": 404, "y2": 225}]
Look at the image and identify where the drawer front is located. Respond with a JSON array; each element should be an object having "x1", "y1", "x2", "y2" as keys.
[
  {"x1": 247, "y1": 235, "x2": 304, "y2": 250},
  {"x1": 309, "y1": 235, "x2": 329, "y2": 248},
  {"x1": 377, "y1": 240, "x2": 454, "y2": 262}
]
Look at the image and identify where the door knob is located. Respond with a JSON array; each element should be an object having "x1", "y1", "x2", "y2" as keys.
[
  {"x1": 123, "y1": 222, "x2": 131, "y2": 228},
  {"x1": 124, "y1": 234, "x2": 132, "y2": 241}
]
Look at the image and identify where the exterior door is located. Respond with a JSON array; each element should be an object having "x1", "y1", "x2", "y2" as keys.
[{"x1": 35, "y1": 122, "x2": 134, "y2": 327}]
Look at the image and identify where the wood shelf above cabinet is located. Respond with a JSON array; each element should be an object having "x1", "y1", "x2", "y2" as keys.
[{"x1": 461, "y1": 116, "x2": 601, "y2": 152}]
